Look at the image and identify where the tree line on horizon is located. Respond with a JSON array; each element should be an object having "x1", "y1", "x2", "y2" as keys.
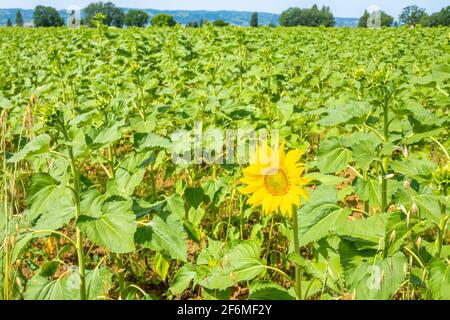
[{"x1": 3, "y1": 2, "x2": 450, "y2": 28}]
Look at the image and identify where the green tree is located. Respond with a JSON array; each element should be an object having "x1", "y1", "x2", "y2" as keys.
[
  {"x1": 358, "y1": 10, "x2": 370, "y2": 27},
  {"x1": 83, "y1": 1, "x2": 125, "y2": 27},
  {"x1": 421, "y1": 6, "x2": 450, "y2": 27},
  {"x1": 33, "y1": 6, "x2": 64, "y2": 27},
  {"x1": 6, "y1": 18, "x2": 12, "y2": 27},
  {"x1": 124, "y1": 10, "x2": 148, "y2": 27},
  {"x1": 212, "y1": 20, "x2": 229, "y2": 27},
  {"x1": 16, "y1": 10, "x2": 24, "y2": 26},
  {"x1": 319, "y1": 6, "x2": 335, "y2": 27},
  {"x1": 280, "y1": 6, "x2": 334, "y2": 27},
  {"x1": 359, "y1": 10, "x2": 394, "y2": 27},
  {"x1": 186, "y1": 21, "x2": 199, "y2": 28},
  {"x1": 151, "y1": 14, "x2": 176, "y2": 27},
  {"x1": 399, "y1": 5, "x2": 427, "y2": 26},
  {"x1": 250, "y1": 12, "x2": 258, "y2": 27}
]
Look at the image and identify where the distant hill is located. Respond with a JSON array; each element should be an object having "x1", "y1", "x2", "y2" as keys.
[{"x1": 0, "y1": 8, "x2": 359, "y2": 27}]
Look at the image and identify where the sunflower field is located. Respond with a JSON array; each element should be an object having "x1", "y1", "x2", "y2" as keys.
[{"x1": 0, "y1": 25, "x2": 449, "y2": 300}]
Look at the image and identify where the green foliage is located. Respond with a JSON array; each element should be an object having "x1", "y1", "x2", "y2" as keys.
[
  {"x1": 124, "y1": 9, "x2": 149, "y2": 27},
  {"x1": 6, "y1": 18, "x2": 12, "y2": 27},
  {"x1": 212, "y1": 20, "x2": 229, "y2": 27},
  {"x1": 33, "y1": 6, "x2": 64, "y2": 27},
  {"x1": 421, "y1": 6, "x2": 450, "y2": 27},
  {"x1": 250, "y1": 12, "x2": 258, "y2": 27},
  {"x1": 83, "y1": 1, "x2": 124, "y2": 27},
  {"x1": 135, "y1": 211, "x2": 187, "y2": 261},
  {"x1": 399, "y1": 5, "x2": 428, "y2": 26},
  {"x1": 15, "y1": 10, "x2": 23, "y2": 26},
  {"x1": 358, "y1": 10, "x2": 394, "y2": 27},
  {"x1": 186, "y1": 21, "x2": 199, "y2": 28},
  {"x1": 428, "y1": 258, "x2": 450, "y2": 299},
  {"x1": 0, "y1": 24, "x2": 448, "y2": 301},
  {"x1": 280, "y1": 5, "x2": 334, "y2": 27},
  {"x1": 151, "y1": 14, "x2": 176, "y2": 27},
  {"x1": 78, "y1": 200, "x2": 137, "y2": 253},
  {"x1": 340, "y1": 241, "x2": 407, "y2": 300},
  {"x1": 199, "y1": 241, "x2": 265, "y2": 290},
  {"x1": 7, "y1": 134, "x2": 50, "y2": 163},
  {"x1": 296, "y1": 186, "x2": 351, "y2": 247}
]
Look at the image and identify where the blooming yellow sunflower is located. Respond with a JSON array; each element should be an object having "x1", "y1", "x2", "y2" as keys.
[{"x1": 240, "y1": 141, "x2": 311, "y2": 217}]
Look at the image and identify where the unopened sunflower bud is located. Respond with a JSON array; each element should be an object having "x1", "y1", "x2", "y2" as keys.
[
  {"x1": 389, "y1": 230, "x2": 396, "y2": 244},
  {"x1": 403, "y1": 180, "x2": 411, "y2": 190},
  {"x1": 23, "y1": 105, "x2": 33, "y2": 131},
  {"x1": 45, "y1": 237, "x2": 54, "y2": 255},
  {"x1": 416, "y1": 237, "x2": 422, "y2": 252},
  {"x1": 399, "y1": 204, "x2": 408, "y2": 215},
  {"x1": 30, "y1": 94, "x2": 38, "y2": 105},
  {"x1": 402, "y1": 146, "x2": 409, "y2": 158},
  {"x1": 411, "y1": 203, "x2": 419, "y2": 215},
  {"x1": 0, "y1": 109, "x2": 7, "y2": 128},
  {"x1": 422, "y1": 269, "x2": 427, "y2": 280},
  {"x1": 353, "y1": 68, "x2": 367, "y2": 81}
]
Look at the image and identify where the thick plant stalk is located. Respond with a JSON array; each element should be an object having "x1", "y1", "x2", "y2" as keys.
[
  {"x1": 434, "y1": 185, "x2": 448, "y2": 257},
  {"x1": 434, "y1": 213, "x2": 447, "y2": 257},
  {"x1": 67, "y1": 139, "x2": 87, "y2": 300},
  {"x1": 292, "y1": 205, "x2": 302, "y2": 300},
  {"x1": 381, "y1": 102, "x2": 389, "y2": 212},
  {"x1": 70, "y1": 156, "x2": 87, "y2": 300}
]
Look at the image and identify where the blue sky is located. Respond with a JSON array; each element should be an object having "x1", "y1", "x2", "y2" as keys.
[{"x1": 0, "y1": 0, "x2": 447, "y2": 17}]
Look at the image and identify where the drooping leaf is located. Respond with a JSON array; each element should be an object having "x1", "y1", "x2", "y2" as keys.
[
  {"x1": 24, "y1": 270, "x2": 81, "y2": 300},
  {"x1": 78, "y1": 200, "x2": 136, "y2": 253},
  {"x1": 317, "y1": 137, "x2": 352, "y2": 174},
  {"x1": 296, "y1": 186, "x2": 351, "y2": 248},
  {"x1": 135, "y1": 211, "x2": 187, "y2": 261},
  {"x1": 339, "y1": 240, "x2": 406, "y2": 300},
  {"x1": 166, "y1": 193, "x2": 185, "y2": 219},
  {"x1": 318, "y1": 100, "x2": 371, "y2": 127},
  {"x1": 200, "y1": 241, "x2": 264, "y2": 290},
  {"x1": 153, "y1": 252, "x2": 170, "y2": 281},
  {"x1": 134, "y1": 132, "x2": 171, "y2": 151},
  {"x1": 391, "y1": 159, "x2": 437, "y2": 183},
  {"x1": 26, "y1": 174, "x2": 74, "y2": 231},
  {"x1": 188, "y1": 207, "x2": 205, "y2": 226},
  {"x1": 185, "y1": 187, "x2": 206, "y2": 209},
  {"x1": 85, "y1": 268, "x2": 113, "y2": 300},
  {"x1": 337, "y1": 212, "x2": 389, "y2": 246},
  {"x1": 170, "y1": 263, "x2": 197, "y2": 295},
  {"x1": 87, "y1": 120, "x2": 124, "y2": 148},
  {"x1": 428, "y1": 258, "x2": 450, "y2": 300},
  {"x1": 7, "y1": 134, "x2": 51, "y2": 163},
  {"x1": 248, "y1": 281, "x2": 294, "y2": 300},
  {"x1": 107, "y1": 151, "x2": 153, "y2": 197},
  {"x1": 351, "y1": 140, "x2": 380, "y2": 172},
  {"x1": 355, "y1": 178, "x2": 402, "y2": 209}
]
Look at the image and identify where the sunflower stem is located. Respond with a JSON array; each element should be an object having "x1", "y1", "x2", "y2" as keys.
[
  {"x1": 292, "y1": 204, "x2": 302, "y2": 300},
  {"x1": 266, "y1": 215, "x2": 275, "y2": 265},
  {"x1": 381, "y1": 99, "x2": 389, "y2": 212}
]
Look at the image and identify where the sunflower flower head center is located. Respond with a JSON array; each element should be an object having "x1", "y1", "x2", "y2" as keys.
[{"x1": 264, "y1": 168, "x2": 290, "y2": 196}]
